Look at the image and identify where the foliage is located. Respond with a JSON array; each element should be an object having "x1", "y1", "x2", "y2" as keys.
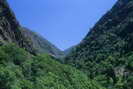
[
  {"x1": 65, "y1": 0, "x2": 133, "y2": 89},
  {"x1": 0, "y1": 44, "x2": 105, "y2": 89}
]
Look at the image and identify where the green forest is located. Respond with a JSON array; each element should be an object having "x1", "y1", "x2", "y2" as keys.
[
  {"x1": 0, "y1": 0, "x2": 133, "y2": 89},
  {"x1": 0, "y1": 44, "x2": 105, "y2": 89}
]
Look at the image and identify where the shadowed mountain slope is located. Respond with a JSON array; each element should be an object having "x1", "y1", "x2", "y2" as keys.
[
  {"x1": 0, "y1": 0, "x2": 63, "y2": 57},
  {"x1": 22, "y1": 28, "x2": 64, "y2": 57},
  {"x1": 65, "y1": 0, "x2": 133, "y2": 88}
]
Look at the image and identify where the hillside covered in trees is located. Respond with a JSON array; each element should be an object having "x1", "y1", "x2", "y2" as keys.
[
  {"x1": 0, "y1": 0, "x2": 133, "y2": 89},
  {"x1": 0, "y1": 44, "x2": 105, "y2": 89},
  {"x1": 65, "y1": 0, "x2": 133, "y2": 88},
  {"x1": 0, "y1": 0, "x2": 106, "y2": 89}
]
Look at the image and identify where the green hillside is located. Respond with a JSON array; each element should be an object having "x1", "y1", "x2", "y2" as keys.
[
  {"x1": 1, "y1": 0, "x2": 133, "y2": 89},
  {"x1": 65, "y1": 0, "x2": 133, "y2": 89},
  {"x1": 0, "y1": 44, "x2": 105, "y2": 89}
]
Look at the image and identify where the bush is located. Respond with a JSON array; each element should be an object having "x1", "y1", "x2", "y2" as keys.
[{"x1": 0, "y1": 44, "x2": 105, "y2": 89}]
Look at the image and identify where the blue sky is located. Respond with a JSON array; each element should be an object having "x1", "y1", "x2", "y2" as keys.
[{"x1": 8, "y1": 0, "x2": 117, "y2": 50}]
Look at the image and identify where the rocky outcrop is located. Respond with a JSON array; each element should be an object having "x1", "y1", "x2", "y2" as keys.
[
  {"x1": 0, "y1": 0, "x2": 35, "y2": 54},
  {"x1": 0, "y1": 0, "x2": 64, "y2": 57},
  {"x1": 21, "y1": 28, "x2": 64, "y2": 57}
]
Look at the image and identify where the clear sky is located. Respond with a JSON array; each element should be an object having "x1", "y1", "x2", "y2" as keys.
[{"x1": 8, "y1": 0, "x2": 117, "y2": 50}]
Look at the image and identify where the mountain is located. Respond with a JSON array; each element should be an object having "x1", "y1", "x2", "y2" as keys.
[
  {"x1": 21, "y1": 28, "x2": 64, "y2": 57},
  {"x1": 0, "y1": 1, "x2": 105, "y2": 89},
  {"x1": 64, "y1": 45, "x2": 76, "y2": 56},
  {"x1": 0, "y1": 0, "x2": 63, "y2": 57},
  {"x1": 2, "y1": 0, "x2": 133, "y2": 88},
  {"x1": 0, "y1": 0, "x2": 35, "y2": 54},
  {"x1": 65, "y1": 0, "x2": 133, "y2": 88},
  {"x1": 0, "y1": 44, "x2": 105, "y2": 89}
]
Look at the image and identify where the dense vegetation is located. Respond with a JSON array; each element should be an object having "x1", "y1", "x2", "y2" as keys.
[
  {"x1": 0, "y1": 44, "x2": 105, "y2": 89},
  {"x1": 65, "y1": 0, "x2": 133, "y2": 89},
  {"x1": 1, "y1": 0, "x2": 133, "y2": 89}
]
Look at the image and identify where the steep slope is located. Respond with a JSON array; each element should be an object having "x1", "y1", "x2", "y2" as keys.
[
  {"x1": 0, "y1": 0, "x2": 35, "y2": 54},
  {"x1": 64, "y1": 45, "x2": 76, "y2": 56},
  {"x1": 0, "y1": 0, "x2": 64, "y2": 57},
  {"x1": 0, "y1": 44, "x2": 105, "y2": 89},
  {"x1": 65, "y1": 0, "x2": 133, "y2": 88},
  {"x1": 21, "y1": 28, "x2": 64, "y2": 57},
  {"x1": 0, "y1": 1, "x2": 105, "y2": 89}
]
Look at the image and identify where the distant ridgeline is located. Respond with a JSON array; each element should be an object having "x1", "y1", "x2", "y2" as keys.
[
  {"x1": 0, "y1": 0, "x2": 35, "y2": 54},
  {"x1": 65, "y1": 0, "x2": 133, "y2": 88},
  {"x1": 0, "y1": 0, "x2": 64, "y2": 57},
  {"x1": 1, "y1": 0, "x2": 133, "y2": 89},
  {"x1": 0, "y1": 1, "x2": 107, "y2": 89}
]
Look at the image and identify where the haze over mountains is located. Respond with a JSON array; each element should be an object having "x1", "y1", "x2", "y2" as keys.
[{"x1": 0, "y1": 0, "x2": 133, "y2": 89}]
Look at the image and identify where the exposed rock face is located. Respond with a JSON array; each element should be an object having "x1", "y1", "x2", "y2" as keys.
[
  {"x1": 21, "y1": 28, "x2": 64, "y2": 57},
  {"x1": 0, "y1": 0, "x2": 35, "y2": 54},
  {"x1": 0, "y1": 0, "x2": 64, "y2": 57}
]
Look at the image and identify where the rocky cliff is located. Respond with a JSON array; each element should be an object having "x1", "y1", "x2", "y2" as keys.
[
  {"x1": 0, "y1": 0, "x2": 35, "y2": 54},
  {"x1": 22, "y1": 28, "x2": 64, "y2": 57},
  {"x1": 0, "y1": 0, "x2": 63, "y2": 57}
]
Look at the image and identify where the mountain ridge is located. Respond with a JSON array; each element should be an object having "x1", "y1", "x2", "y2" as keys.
[
  {"x1": 21, "y1": 27, "x2": 64, "y2": 57},
  {"x1": 0, "y1": 0, "x2": 63, "y2": 57},
  {"x1": 65, "y1": 0, "x2": 133, "y2": 88},
  {"x1": 1, "y1": 0, "x2": 133, "y2": 88},
  {"x1": 0, "y1": 1, "x2": 105, "y2": 88},
  {"x1": 66, "y1": 0, "x2": 133, "y2": 62},
  {"x1": 0, "y1": 0, "x2": 35, "y2": 54}
]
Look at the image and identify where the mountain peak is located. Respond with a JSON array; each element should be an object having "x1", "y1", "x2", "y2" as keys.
[
  {"x1": 65, "y1": 0, "x2": 133, "y2": 88},
  {"x1": 0, "y1": 0, "x2": 64, "y2": 57}
]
